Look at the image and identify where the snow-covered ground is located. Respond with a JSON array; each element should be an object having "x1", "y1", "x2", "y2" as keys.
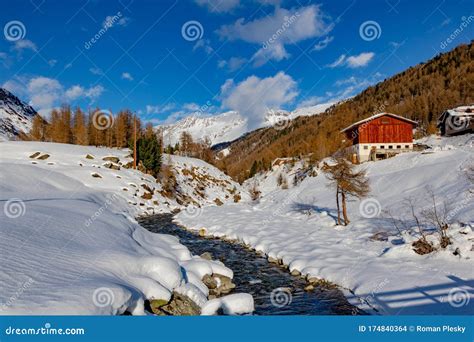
[
  {"x1": 0, "y1": 141, "x2": 252, "y2": 315},
  {"x1": 176, "y1": 135, "x2": 474, "y2": 315}
]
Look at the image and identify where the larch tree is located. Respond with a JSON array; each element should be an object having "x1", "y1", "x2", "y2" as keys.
[
  {"x1": 179, "y1": 131, "x2": 194, "y2": 157},
  {"x1": 72, "y1": 108, "x2": 88, "y2": 145},
  {"x1": 323, "y1": 157, "x2": 370, "y2": 226},
  {"x1": 29, "y1": 115, "x2": 47, "y2": 141}
]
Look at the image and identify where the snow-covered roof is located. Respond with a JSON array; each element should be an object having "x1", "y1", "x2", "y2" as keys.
[
  {"x1": 437, "y1": 105, "x2": 474, "y2": 123},
  {"x1": 341, "y1": 113, "x2": 418, "y2": 133}
]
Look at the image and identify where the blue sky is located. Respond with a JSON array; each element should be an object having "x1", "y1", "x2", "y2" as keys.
[{"x1": 0, "y1": 0, "x2": 473, "y2": 127}]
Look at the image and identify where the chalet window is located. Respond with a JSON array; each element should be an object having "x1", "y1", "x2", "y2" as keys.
[
  {"x1": 405, "y1": 145, "x2": 409, "y2": 148},
  {"x1": 388, "y1": 145, "x2": 393, "y2": 149},
  {"x1": 363, "y1": 146, "x2": 368, "y2": 150},
  {"x1": 380, "y1": 145, "x2": 385, "y2": 149},
  {"x1": 397, "y1": 145, "x2": 401, "y2": 149}
]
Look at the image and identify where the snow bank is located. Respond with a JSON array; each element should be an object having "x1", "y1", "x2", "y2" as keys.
[
  {"x1": 0, "y1": 141, "x2": 252, "y2": 315},
  {"x1": 176, "y1": 135, "x2": 474, "y2": 315},
  {"x1": 201, "y1": 293, "x2": 255, "y2": 315}
]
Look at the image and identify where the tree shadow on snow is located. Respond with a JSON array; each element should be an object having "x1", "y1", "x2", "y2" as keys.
[{"x1": 289, "y1": 202, "x2": 339, "y2": 224}]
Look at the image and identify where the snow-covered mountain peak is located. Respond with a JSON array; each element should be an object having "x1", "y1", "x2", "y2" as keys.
[
  {"x1": 156, "y1": 102, "x2": 335, "y2": 146},
  {"x1": 0, "y1": 87, "x2": 38, "y2": 141}
]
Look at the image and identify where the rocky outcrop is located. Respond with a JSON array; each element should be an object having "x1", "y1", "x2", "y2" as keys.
[{"x1": 149, "y1": 292, "x2": 201, "y2": 316}]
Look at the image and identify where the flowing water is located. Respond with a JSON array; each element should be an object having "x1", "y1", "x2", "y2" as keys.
[{"x1": 139, "y1": 214, "x2": 364, "y2": 315}]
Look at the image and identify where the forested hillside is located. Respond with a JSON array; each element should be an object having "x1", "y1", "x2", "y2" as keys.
[{"x1": 217, "y1": 42, "x2": 474, "y2": 182}]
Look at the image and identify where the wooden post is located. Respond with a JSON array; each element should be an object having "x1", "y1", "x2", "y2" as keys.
[{"x1": 133, "y1": 115, "x2": 137, "y2": 170}]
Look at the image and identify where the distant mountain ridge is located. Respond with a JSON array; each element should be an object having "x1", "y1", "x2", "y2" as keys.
[
  {"x1": 156, "y1": 102, "x2": 335, "y2": 146},
  {"x1": 0, "y1": 87, "x2": 38, "y2": 141}
]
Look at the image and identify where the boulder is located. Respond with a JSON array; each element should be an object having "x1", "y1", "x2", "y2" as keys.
[
  {"x1": 29, "y1": 152, "x2": 41, "y2": 158},
  {"x1": 200, "y1": 252, "x2": 213, "y2": 261},
  {"x1": 37, "y1": 154, "x2": 50, "y2": 160},
  {"x1": 151, "y1": 292, "x2": 201, "y2": 316},
  {"x1": 85, "y1": 154, "x2": 94, "y2": 159},
  {"x1": 102, "y1": 156, "x2": 120, "y2": 163}
]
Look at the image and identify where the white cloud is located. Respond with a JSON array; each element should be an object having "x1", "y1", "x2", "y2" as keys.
[
  {"x1": 3, "y1": 76, "x2": 104, "y2": 115},
  {"x1": 218, "y1": 5, "x2": 331, "y2": 43},
  {"x1": 218, "y1": 56, "x2": 247, "y2": 72},
  {"x1": 220, "y1": 71, "x2": 298, "y2": 129},
  {"x1": 217, "y1": 5, "x2": 332, "y2": 66},
  {"x1": 298, "y1": 96, "x2": 326, "y2": 107},
  {"x1": 103, "y1": 14, "x2": 131, "y2": 28},
  {"x1": 313, "y1": 36, "x2": 333, "y2": 51},
  {"x1": 121, "y1": 72, "x2": 134, "y2": 81},
  {"x1": 346, "y1": 52, "x2": 375, "y2": 68},
  {"x1": 193, "y1": 39, "x2": 214, "y2": 54},
  {"x1": 89, "y1": 67, "x2": 104, "y2": 75},
  {"x1": 64, "y1": 85, "x2": 84, "y2": 100},
  {"x1": 146, "y1": 103, "x2": 176, "y2": 115},
  {"x1": 328, "y1": 52, "x2": 375, "y2": 68},
  {"x1": 327, "y1": 54, "x2": 346, "y2": 68},
  {"x1": 251, "y1": 42, "x2": 289, "y2": 67},
  {"x1": 12, "y1": 39, "x2": 37, "y2": 52},
  {"x1": 64, "y1": 84, "x2": 104, "y2": 101},
  {"x1": 195, "y1": 0, "x2": 240, "y2": 13}
]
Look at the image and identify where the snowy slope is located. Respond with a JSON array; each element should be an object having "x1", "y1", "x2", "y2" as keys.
[
  {"x1": 0, "y1": 141, "x2": 252, "y2": 315},
  {"x1": 157, "y1": 103, "x2": 334, "y2": 146},
  {"x1": 176, "y1": 134, "x2": 474, "y2": 315},
  {"x1": 0, "y1": 142, "x2": 248, "y2": 217},
  {"x1": 0, "y1": 88, "x2": 38, "y2": 141}
]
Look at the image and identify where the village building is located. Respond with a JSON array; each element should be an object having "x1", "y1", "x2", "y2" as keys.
[
  {"x1": 437, "y1": 105, "x2": 473, "y2": 136},
  {"x1": 341, "y1": 113, "x2": 418, "y2": 163}
]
